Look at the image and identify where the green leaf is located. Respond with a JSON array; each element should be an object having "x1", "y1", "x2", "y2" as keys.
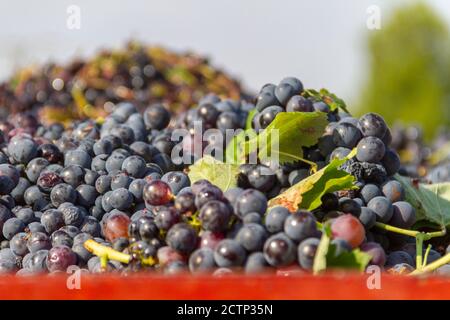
[
  {"x1": 313, "y1": 224, "x2": 372, "y2": 274},
  {"x1": 313, "y1": 224, "x2": 332, "y2": 274},
  {"x1": 303, "y1": 88, "x2": 350, "y2": 114},
  {"x1": 245, "y1": 109, "x2": 257, "y2": 130},
  {"x1": 268, "y1": 149, "x2": 357, "y2": 212},
  {"x1": 187, "y1": 156, "x2": 240, "y2": 191},
  {"x1": 224, "y1": 129, "x2": 257, "y2": 165},
  {"x1": 395, "y1": 174, "x2": 450, "y2": 227},
  {"x1": 246, "y1": 111, "x2": 328, "y2": 165}
]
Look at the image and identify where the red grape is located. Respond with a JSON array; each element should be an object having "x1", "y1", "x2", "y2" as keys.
[
  {"x1": 103, "y1": 212, "x2": 131, "y2": 242},
  {"x1": 143, "y1": 180, "x2": 173, "y2": 206},
  {"x1": 331, "y1": 214, "x2": 365, "y2": 248}
]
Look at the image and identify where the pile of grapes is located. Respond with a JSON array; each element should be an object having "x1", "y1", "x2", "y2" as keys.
[
  {"x1": 0, "y1": 72, "x2": 448, "y2": 278},
  {"x1": 0, "y1": 41, "x2": 247, "y2": 125}
]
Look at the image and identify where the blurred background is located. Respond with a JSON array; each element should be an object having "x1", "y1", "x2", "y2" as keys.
[{"x1": 0, "y1": 0, "x2": 449, "y2": 139}]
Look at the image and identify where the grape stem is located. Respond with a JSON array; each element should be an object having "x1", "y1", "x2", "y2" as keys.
[
  {"x1": 410, "y1": 252, "x2": 450, "y2": 275},
  {"x1": 374, "y1": 222, "x2": 446, "y2": 273},
  {"x1": 84, "y1": 239, "x2": 156, "y2": 270}
]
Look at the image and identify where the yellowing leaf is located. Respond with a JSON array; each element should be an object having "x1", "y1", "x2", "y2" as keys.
[
  {"x1": 269, "y1": 149, "x2": 357, "y2": 212},
  {"x1": 187, "y1": 156, "x2": 240, "y2": 191}
]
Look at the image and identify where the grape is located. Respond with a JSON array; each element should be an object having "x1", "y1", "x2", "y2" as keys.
[
  {"x1": 80, "y1": 216, "x2": 101, "y2": 237},
  {"x1": 359, "y1": 184, "x2": 381, "y2": 204},
  {"x1": 235, "y1": 223, "x2": 267, "y2": 252},
  {"x1": 51, "y1": 230, "x2": 73, "y2": 247},
  {"x1": 234, "y1": 189, "x2": 267, "y2": 218},
  {"x1": 313, "y1": 101, "x2": 330, "y2": 113},
  {"x1": 10, "y1": 232, "x2": 28, "y2": 256},
  {"x1": 265, "y1": 206, "x2": 290, "y2": 233},
  {"x1": 381, "y1": 180, "x2": 405, "y2": 203},
  {"x1": 286, "y1": 95, "x2": 313, "y2": 112},
  {"x1": 194, "y1": 185, "x2": 223, "y2": 209},
  {"x1": 199, "y1": 200, "x2": 232, "y2": 233},
  {"x1": 329, "y1": 147, "x2": 351, "y2": 161},
  {"x1": 103, "y1": 211, "x2": 131, "y2": 242},
  {"x1": 138, "y1": 218, "x2": 158, "y2": 241},
  {"x1": 143, "y1": 180, "x2": 173, "y2": 206},
  {"x1": 283, "y1": 211, "x2": 317, "y2": 242},
  {"x1": 389, "y1": 201, "x2": 416, "y2": 229},
  {"x1": 358, "y1": 207, "x2": 376, "y2": 229},
  {"x1": 247, "y1": 165, "x2": 276, "y2": 192},
  {"x1": 386, "y1": 251, "x2": 414, "y2": 267},
  {"x1": 27, "y1": 222, "x2": 46, "y2": 233},
  {"x1": 46, "y1": 245, "x2": 77, "y2": 272},
  {"x1": 174, "y1": 191, "x2": 196, "y2": 214},
  {"x1": 331, "y1": 214, "x2": 365, "y2": 248},
  {"x1": 255, "y1": 90, "x2": 280, "y2": 112},
  {"x1": 356, "y1": 136, "x2": 386, "y2": 163},
  {"x1": 166, "y1": 223, "x2": 198, "y2": 254},
  {"x1": 2, "y1": 217, "x2": 26, "y2": 240},
  {"x1": 154, "y1": 207, "x2": 180, "y2": 231},
  {"x1": 14, "y1": 207, "x2": 35, "y2": 225},
  {"x1": 95, "y1": 175, "x2": 112, "y2": 194},
  {"x1": 28, "y1": 250, "x2": 49, "y2": 273},
  {"x1": 144, "y1": 104, "x2": 170, "y2": 130},
  {"x1": 245, "y1": 252, "x2": 271, "y2": 274},
  {"x1": 263, "y1": 233, "x2": 296, "y2": 267},
  {"x1": 332, "y1": 123, "x2": 362, "y2": 149},
  {"x1": 66, "y1": 151, "x2": 92, "y2": 172},
  {"x1": 297, "y1": 237, "x2": 320, "y2": 270},
  {"x1": 358, "y1": 113, "x2": 387, "y2": 138},
  {"x1": 258, "y1": 106, "x2": 284, "y2": 129},
  {"x1": 214, "y1": 239, "x2": 246, "y2": 268},
  {"x1": 37, "y1": 143, "x2": 63, "y2": 163},
  {"x1": 188, "y1": 248, "x2": 216, "y2": 273},
  {"x1": 7, "y1": 138, "x2": 38, "y2": 164},
  {"x1": 242, "y1": 212, "x2": 262, "y2": 224},
  {"x1": 109, "y1": 188, "x2": 133, "y2": 211},
  {"x1": 161, "y1": 171, "x2": 191, "y2": 195},
  {"x1": 320, "y1": 193, "x2": 339, "y2": 211},
  {"x1": 60, "y1": 205, "x2": 84, "y2": 227},
  {"x1": 381, "y1": 149, "x2": 401, "y2": 176},
  {"x1": 27, "y1": 232, "x2": 51, "y2": 253},
  {"x1": 338, "y1": 198, "x2": 361, "y2": 217},
  {"x1": 199, "y1": 231, "x2": 224, "y2": 250},
  {"x1": 435, "y1": 264, "x2": 450, "y2": 276},
  {"x1": 367, "y1": 196, "x2": 394, "y2": 223},
  {"x1": 26, "y1": 158, "x2": 50, "y2": 183},
  {"x1": 50, "y1": 183, "x2": 77, "y2": 207},
  {"x1": 10, "y1": 177, "x2": 31, "y2": 203},
  {"x1": 360, "y1": 242, "x2": 386, "y2": 266}
]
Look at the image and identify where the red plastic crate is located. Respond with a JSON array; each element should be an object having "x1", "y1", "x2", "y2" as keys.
[{"x1": 2, "y1": 273, "x2": 450, "y2": 300}]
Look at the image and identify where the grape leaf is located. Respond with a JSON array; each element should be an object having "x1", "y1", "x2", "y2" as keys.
[
  {"x1": 395, "y1": 174, "x2": 450, "y2": 227},
  {"x1": 224, "y1": 129, "x2": 256, "y2": 165},
  {"x1": 313, "y1": 224, "x2": 371, "y2": 274},
  {"x1": 303, "y1": 88, "x2": 350, "y2": 114},
  {"x1": 268, "y1": 149, "x2": 357, "y2": 212},
  {"x1": 246, "y1": 111, "x2": 328, "y2": 165},
  {"x1": 187, "y1": 156, "x2": 240, "y2": 191}
]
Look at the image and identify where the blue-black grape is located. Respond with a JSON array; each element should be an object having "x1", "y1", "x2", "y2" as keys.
[
  {"x1": 214, "y1": 239, "x2": 246, "y2": 268},
  {"x1": 356, "y1": 136, "x2": 386, "y2": 163},
  {"x1": 283, "y1": 211, "x2": 317, "y2": 242},
  {"x1": 263, "y1": 232, "x2": 296, "y2": 267},
  {"x1": 367, "y1": 196, "x2": 394, "y2": 223},
  {"x1": 297, "y1": 237, "x2": 320, "y2": 269}
]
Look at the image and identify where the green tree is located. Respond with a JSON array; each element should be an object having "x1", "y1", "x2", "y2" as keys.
[{"x1": 358, "y1": 3, "x2": 450, "y2": 140}]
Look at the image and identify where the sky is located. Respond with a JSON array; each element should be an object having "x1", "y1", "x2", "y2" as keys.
[{"x1": 0, "y1": 0, "x2": 449, "y2": 107}]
